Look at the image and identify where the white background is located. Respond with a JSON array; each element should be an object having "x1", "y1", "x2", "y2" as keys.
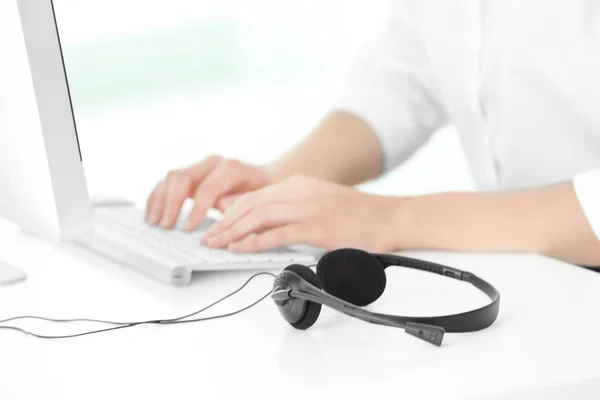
[{"x1": 51, "y1": 0, "x2": 474, "y2": 205}]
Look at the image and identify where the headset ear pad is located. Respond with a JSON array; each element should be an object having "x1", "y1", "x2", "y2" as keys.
[
  {"x1": 284, "y1": 264, "x2": 322, "y2": 330},
  {"x1": 317, "y1": 248, "x2": 386, "y2": 307}
]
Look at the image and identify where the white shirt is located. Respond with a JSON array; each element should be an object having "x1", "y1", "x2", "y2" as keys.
[{"x1": 335, "y1": 0, "x2": 600, "y2": 239}]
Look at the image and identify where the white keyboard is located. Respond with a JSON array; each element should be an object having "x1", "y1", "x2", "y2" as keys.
[{"x1": 76, "y1": 205, "x2": 317, "y2": 286}]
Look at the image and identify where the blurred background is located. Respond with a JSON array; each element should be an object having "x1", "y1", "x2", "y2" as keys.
[{"x1": 52, "y1": 0, "x2": 474, "y2": 206}]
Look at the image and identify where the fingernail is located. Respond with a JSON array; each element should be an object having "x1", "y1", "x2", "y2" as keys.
[
  {"x1": 227, "y1": 240, "x2": 244, "y2": 251},
  {"x1": 160, "y1": 218, "x2": 170, "y2": 229},
  {"x1": 228, "y1": 243, "x2": 243, "y2": 253},
  {"x1": 206, "y1": 237, "x2": 224, "y2": 248},
  {"x1": 148, "y1": 213, "x2": 160, "y2": 225},
  {"x1": 183, "y1": 221, "x2": 193, "y2": 232},
  {"x1": 205, "y1": 224, "x2": 219, "y2": 237}
]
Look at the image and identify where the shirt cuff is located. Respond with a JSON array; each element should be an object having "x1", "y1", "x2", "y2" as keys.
[
  {"x1": 333, "y1": 82, "x2": 438, "y2": 173},
  {"x1": 573, "y1": 168, "x2": 600, "y2": 240}
]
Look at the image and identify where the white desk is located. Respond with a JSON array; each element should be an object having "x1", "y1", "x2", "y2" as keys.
[{"x1": 1, "y1": 219, "x2": 600, "y2": 400}]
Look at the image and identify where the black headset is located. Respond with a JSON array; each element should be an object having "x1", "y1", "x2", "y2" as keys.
[
  {"x1": 0, "y1": 248, "x2": 499, "y2": 344},
  {"x1": 271, "y1": 248, "x2": 500, "y2": 346}
]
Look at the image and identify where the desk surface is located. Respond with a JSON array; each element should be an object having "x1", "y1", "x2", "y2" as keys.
[{"x1": 1, "y1": 219, "x2": 600, "y2": 400}]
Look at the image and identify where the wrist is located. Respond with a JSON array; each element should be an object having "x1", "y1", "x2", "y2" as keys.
[
  {"x1": 259, "y1": 162, "x2": 286, "y2": 184},
  {"x1": 375, "y1": 195, "x2": 415, "y2": 252}
]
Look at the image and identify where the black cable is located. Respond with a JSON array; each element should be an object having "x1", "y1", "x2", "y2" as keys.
[
  {"x1": 0, "y1": 272, "x2": 276, "y2": 326},
  {"x1": 0, "y1": 322, "x2": 137, "y2": 339},
  {"x1": 157, "y1": 272, "x2": 277, "y2": 323},
  {"x1": 0, "y1": 272, "x2": 276, "y2": 339},
  {"x1": 0, "y1": 290, "x2": 272, "y2": 339},
  {"x1": 160, "y1": 290, "x2": 272, "y2": 325}
]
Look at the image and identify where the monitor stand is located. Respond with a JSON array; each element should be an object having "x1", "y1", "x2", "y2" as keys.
[{"x1": 0, "y1": 261, "x2": 27, "y2": 285}]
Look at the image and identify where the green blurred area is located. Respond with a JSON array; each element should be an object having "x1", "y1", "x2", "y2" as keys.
[{"x1": 61, "y1": 20, "x2": 326, "y2": 108}]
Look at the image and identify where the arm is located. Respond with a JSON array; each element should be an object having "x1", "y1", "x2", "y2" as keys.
[
  {"x1": 399, "y1": 182, "x2": 600, "y2": 266},
  {"x1": 148, "y1": 0, "x2": 447, "y2": 229},
  {"x1": 267, "y1": 1, "x2": 447, "y2": 186},
  {"x1": 204, "y1": 176, "x2": 600, "y2": 267},
  {"x1": 265, "y1": 111, "x2": 383, "y2": 185}
]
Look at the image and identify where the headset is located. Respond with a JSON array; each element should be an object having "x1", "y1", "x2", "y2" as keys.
[
  {"x1": 270, "y1": 248, "x2": 500, "y2": 346},
  {"x1": 0, "y1": 248, "x2": 499, "y2": 347}
]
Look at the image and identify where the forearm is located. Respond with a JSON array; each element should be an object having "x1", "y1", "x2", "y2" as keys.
[
  {"x1": 265, "y1": 111, "x2": 383, "y2": 185},
  {"x1": 395, "y1": 182, "x2": 600, "y2": 266}
]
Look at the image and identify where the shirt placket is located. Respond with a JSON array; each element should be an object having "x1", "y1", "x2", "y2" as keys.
[{"x1": 463, "y1": 0, "x2": 500, "y2": 190}]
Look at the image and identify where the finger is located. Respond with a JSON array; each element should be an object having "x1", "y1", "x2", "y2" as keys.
[
  {"x1": 185, "y1": 155, "x2": 222, "y2": 186},
  {"x1": 184, "y1": 162, "x2": 247, "y2": 231},
  {"x1": 160, "y1": 172, "x2": 195, "y2": 229},
  {"x1": 210, "y1": 181, "x2": 300, "y2": 236},
  {"x1": 227, "y1": 224, "x2": 312, "y2": 253},
  {"x1": 145, "y1": 186, "x2": 158, "y2": 221},
  {"x1": 204, "y1": 203, "x2": 307, "y2": 248},
  {"x1": 159, "y1": 156, "x2": 222, "y2": 222},
  {"x1": 146, "y1": 180, "x2": 168, "y2": 225},
  {"x1": 147, "y1": 157, "x2": 220, "y2": 228},
  {"x1": 145, "y1": 184, "x2": 156, "y2": 220},
  {"x1": 215, "y1": 194, "x2": 243, "y2": 213}
]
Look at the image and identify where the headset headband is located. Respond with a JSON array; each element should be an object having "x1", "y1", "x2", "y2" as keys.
[
  {"x1": 272, "y1": 250, "x2": 500, "y2": 346},
  {"x1": 374, "y1": 253, "x2": 500, "y2": 332}
]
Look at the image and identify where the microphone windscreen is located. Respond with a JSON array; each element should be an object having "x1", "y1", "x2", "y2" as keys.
[
  {"x1": 283, "y1": 264, "x2": 322, "y2": 330},
  {"x1": 317, "y1": 248, "x2": 386, "y2": 307}
]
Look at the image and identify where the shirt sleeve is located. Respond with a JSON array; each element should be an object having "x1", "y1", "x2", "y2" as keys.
[
  {"x1": 333, "y1": 0, "x2": 448, "y2": 172},
  {"x1": 574, "y1": 167, "x2": 600, "y2": 240}
]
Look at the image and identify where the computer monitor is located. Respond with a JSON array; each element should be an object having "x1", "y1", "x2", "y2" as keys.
[{"x1": 0, "y1": 0, "x2": 92, "y2": 243}]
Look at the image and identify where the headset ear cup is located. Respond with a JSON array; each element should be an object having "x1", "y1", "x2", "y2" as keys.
[
  {"x1": 283, "y1": 264, "x2": 322, "y2": 330},
  {"x1": 317, "y1": 248, "x2": 387, "y2": 306},
  {"x1": 290, "y1": 300, "x2": 321, "y2": 330}
]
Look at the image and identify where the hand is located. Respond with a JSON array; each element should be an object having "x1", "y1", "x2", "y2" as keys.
[
  {"x1": 145, "y1": 156, "x2": 275, "y2": 231},
  {"x1": 201, "y1": 175, "x2": 402, "y2": 253}
]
